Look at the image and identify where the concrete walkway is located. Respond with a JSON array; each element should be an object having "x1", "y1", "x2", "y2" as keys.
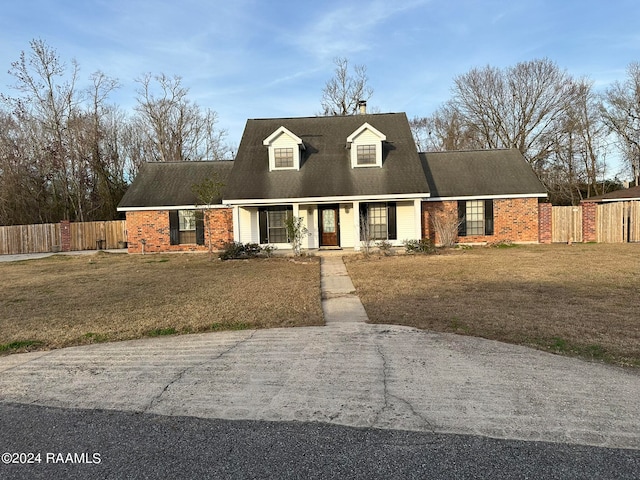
[
  {"x1": 320, "y1": 256, "x2": 369, "y2": 324},
  {"x1": 0, "y1": 253, "x2": 639, "y2": 450}
]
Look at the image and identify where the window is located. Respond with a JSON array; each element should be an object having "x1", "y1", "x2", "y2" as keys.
[
  {"x1": 178, "y1": 210, "x2": 197, "y2": 244},
  {"x1": 263, "y1": 127, "x2": 304, "y2": 171},
  {"x1": 458, "y1": 200, "x2": 494, "y2": 237},
  {"x1": 169, "y1": 210, "x2": 204, "y2": 245},
  {"x1": 259, "y1": 206, "x2": 293, "y2": 243},
  {"x1": 359, "y1": 202, "x2": 397, "y2": 241},
  {"x1": 356, "y1": 145, "x2": 377, "y2": 166},
  {"x1": 274, "y1": 148, "x2": 294, "y2": 168}
]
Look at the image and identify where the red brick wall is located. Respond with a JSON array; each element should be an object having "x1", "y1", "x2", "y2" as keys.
[
  {"x1": 581, "y1": 202, "x2": 597, "y2": 242},
  {"x1": 422, "y1": 198, "x2": 540, "y2": 244},
  {"x1": 125, "y1": 208, "x2": 233, "y2": 254},
  {"x1": 538, "y1": 203, "x2": 552, "y2": 244}
]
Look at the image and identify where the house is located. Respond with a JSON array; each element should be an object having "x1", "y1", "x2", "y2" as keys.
[
  {"x1": 580, "y1": 184, "x2": 640, "y2": 203},
  {"x1": 117, "y1": 112, "x2": 547, "y2": 253},
  {"x1": 117, "y1": 161, "x2": 234, "y2": 253}
]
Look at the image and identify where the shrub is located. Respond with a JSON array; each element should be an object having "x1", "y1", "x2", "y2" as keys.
[
  {"x1": 219, "y1": 242, "x2": 263, "y2": 260},
  {"x1": 376, "y1": 240, "x2": 394, "y2": 256},
  {"x1": 403, "y1": 238, "x2": 436, "y2": 255}
]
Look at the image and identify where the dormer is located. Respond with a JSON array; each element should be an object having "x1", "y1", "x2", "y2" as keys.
[
  {"x1": 263, "y1": 126, "x2": 305, "y2": 171},
  {"x1": 347, "y1": 122, "x2": 386, "y2": 168}
]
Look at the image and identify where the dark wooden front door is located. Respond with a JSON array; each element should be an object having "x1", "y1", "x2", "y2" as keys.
[{"x1": 319, "y1": 205, "x2": 339, "y2": 247}]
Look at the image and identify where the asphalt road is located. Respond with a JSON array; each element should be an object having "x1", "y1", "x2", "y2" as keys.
[{"x1": 1, "y1": 402, "x2": 639, "y2": 480}]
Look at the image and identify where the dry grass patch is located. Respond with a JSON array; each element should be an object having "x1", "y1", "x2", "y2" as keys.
[
  {"x1": 0, "y1": 252, "x2": 323, "y2": 353},
  {"x1": 345, "y1": 244, "x2": 640, "y2": 367}
]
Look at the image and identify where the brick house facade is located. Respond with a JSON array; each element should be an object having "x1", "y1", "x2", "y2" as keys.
[
  {"x1": 125, "y1": 208, "x2": 233, "y2": 254},
  {"x1": 422, "y1": 198, "x2": 540, "y2": 245},
  {"x1": 118, "y1": 115, "x2": 547, "y2": 253}
]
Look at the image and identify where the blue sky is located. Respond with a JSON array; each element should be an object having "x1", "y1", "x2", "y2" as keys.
[{"x1": 1, "y1": 0, "x2": 639, "y2": 159}]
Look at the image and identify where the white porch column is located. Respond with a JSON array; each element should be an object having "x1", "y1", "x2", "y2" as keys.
[
  {"x1": 353, "y1": 200, "x2": 361, "y2": 251},
  {"x1": 232, "y1": 206, "x2": 241, "y2": 242},
  {"x1": 414, "y1": 199, "x2": 423, "y2": 239}
]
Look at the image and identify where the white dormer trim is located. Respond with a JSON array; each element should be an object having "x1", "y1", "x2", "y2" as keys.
[
  {"x1": 263, "y1": 126, "x2": 305, "y2": 171},
  {"x1": 347, "y1": 122, "x2": 386, "y2": 168}
]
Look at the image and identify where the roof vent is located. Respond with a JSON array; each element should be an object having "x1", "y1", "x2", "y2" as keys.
[{"x1": 358, "y1": 100, "x2": 367, "y2": 115}]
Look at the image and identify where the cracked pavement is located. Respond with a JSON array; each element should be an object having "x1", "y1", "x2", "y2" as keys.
[
  {"x1": 0, "y1": 255, "x2": 638, "y2": 450},
  {"x1": 1, "y1": 323, "x2": 639, "y2": 449}
]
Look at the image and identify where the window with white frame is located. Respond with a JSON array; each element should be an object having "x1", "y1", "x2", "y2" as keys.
[
  {"x1": 169, "y1": 210, "x2": 204, "y2": 245},
  {"x1": 274, "y1": 148, "x2": 294, "y2": 168},
  {"x1": 359, "y1": 202, "x2": 397, "y2": 241},
  {"x1": 458, "y1": 200, "x2": 494, "y2": 236},
  {"x1": 356, "y1": 145, "x2": 377, "y2": 166},
  {"x1": 259, "y1": 206, "x2": 293, "y2": 243},
  {"x1": 178, "y1": 210, "x2": 197, "y2": 244}
]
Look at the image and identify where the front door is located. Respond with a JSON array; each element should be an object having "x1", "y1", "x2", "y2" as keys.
[{"x1": 319, "y1": 205, "x2": 339, "y2": 247}]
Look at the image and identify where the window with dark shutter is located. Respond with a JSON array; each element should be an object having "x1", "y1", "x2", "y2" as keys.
[
  {"x1": 196, "y1": 213, "x2": 205, "y2": 245},
  {"x1": 484, "y1": 200, "x2": 494, "y2": 236},
  {"x1": 387, "y1": 202, "x2": 397, "y2": 240},
  {"x1": 169, "y1": 211, "x2": 179, "y2": 245},
  {"x1": 258, "y1": 206, "x2": 292, "y2": 243},
  {"x1": 458, "y1": 201, "x2": 466, "y2": 236}
]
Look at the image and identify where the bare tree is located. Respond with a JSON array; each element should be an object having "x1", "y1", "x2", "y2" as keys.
[
  {"x1": 134, "y1": 73, "x2": 229, "y2": 162},
  {"x1": 410, "y1": 103, "x2": 484, "y2": 152},
  {"x1": 601, "y1": 62, "x2": 640, "y2": 185},
  {"x1": 451, "y1": 58, "x2": 578, "y2": 173},
  {"x1": 321, "y1": 57, "x2": 373, "y2": 116}
]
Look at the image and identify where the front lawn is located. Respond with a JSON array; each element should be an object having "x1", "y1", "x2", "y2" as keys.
[
  {"x1": 0, "y1": 253, "x2": 323, "y2": 353},
  {"x1": 345, "y1": 244, "x2": 640, "y2": 367}
]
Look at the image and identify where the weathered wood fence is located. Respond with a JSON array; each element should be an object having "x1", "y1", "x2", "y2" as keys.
[
  {"x1": 550, "y1": 201, "x2": 640, "y2": 243},
  {"x1": 0, "y1": 220, "x2": 127, "y2": 255},
  {"x1": 0, "y1": 223, "x2": 61, "y2": 255}
]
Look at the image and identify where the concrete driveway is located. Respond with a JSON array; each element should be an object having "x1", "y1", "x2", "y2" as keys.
[{"x1": 1, "y1": 323, "x2": 638, "y2": 450}]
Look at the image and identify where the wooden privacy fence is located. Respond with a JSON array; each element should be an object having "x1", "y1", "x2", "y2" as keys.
[
  {"x1": 0, "y1": 220, "x2": 127, "y2": 255},
  {"x1": 69, "y1": 220, "x2": 127, "y2": 251},
  {"x1": 0, "y1": 223, "x2": 61, "y2": 255},
  {"x1": 550, "y1": 201, "x2": 640, "y2": 243},
  {"x1": 552, "y1": 206, "x2": 583, "y2": 243},
  {"x1": 597, "y1": 202, "x2": 640, "y2": 243}
]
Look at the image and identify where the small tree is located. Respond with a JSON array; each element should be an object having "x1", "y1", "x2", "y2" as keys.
[
  {"x1": 284, "y1": 215, "x2": 309, "y2": 256},
  {"x1": 359, "y1": 213, "x2": 373, "y2": 256},
  {"x1": 192, "y1": 173, "x2": 225, "y2": 256}
]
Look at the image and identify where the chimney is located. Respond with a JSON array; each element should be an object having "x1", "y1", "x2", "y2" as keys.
[{"x1": 358, "y1": 100, "x2": 367, "y2": 114}]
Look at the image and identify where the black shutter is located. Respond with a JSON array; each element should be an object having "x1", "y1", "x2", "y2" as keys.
[
  {"x1": 169, "y1": 211, "x2": 179, "y2": 245},
  {"x1": 387, "y1": 202, "x2": 397, "y2": 240},
  {"x1": 484, "y1": 200, "x2": 494, "y2": 236},
  {"x1": 457, "y1": 201, "x2": 466, "y2": 237},
  {"x1": 259, "y1": 208, "x2": 268, "y2": 244},
  {"x1": 196, "y1": 212, "x2": 205, "y2": 245},
  {"x1": 359, "y1": 203, "x2": 368, "y2": 241}
]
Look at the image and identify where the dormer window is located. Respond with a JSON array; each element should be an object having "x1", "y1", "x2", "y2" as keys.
[
  {"x1": 274, "y1": 148, "x2": 294, "y2": 168},
  {"x1": 356, "y1": 145, "x2": 376, "y2": 166},
  {"x1": 347, "y1": 123, "x2": 386, "y2": 168},
  {"x1": 263, "y1": 126, "x2": 304, "y2": 171}
]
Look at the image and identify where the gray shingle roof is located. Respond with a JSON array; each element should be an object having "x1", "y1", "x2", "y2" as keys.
[
  {"x1": 224, "y1": 113, "x2": 430, "y2": 201},
  {"x1": 117, "y1": 161, "x2": 234, "y2": 209},
  {"x1": 420, "y1": 149, "x2": 547, "y2": 198}
]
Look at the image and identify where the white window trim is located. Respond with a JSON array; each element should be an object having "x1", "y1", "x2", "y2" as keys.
[
  {"x1": 347, "y1": 122, "x2": 386, "y2": 169},
  {"x1": 263, "y1": 126, "x2": 305, "y2": 172}
]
